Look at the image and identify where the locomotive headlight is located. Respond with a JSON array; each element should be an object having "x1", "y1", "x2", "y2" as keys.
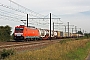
[{"x1": 15, "y1": 33, "x2": 23, "y2": 36}]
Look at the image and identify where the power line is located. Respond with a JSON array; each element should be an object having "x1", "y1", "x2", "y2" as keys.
[
  {"x1": 0, "y1": 16, "x2": 20, "y2": 22},
  {"x1": 0, "y1": 3, "x2": 27, "y2": 14},
  {"x1": 8, "y1": 0, "x2": 45, "y2": 17},
  {"x1": 0, "y1": 9, "x2": 25, "y2": 18},
  {"x1": 0, "y1": 9, "x2": 24, "y2": 21},
  {"x1": 0, "y1": 1, "x2": 50, "y2": 27},
  {"x1": 52, "y1": 14, "x2": 63, "y2": 23}
]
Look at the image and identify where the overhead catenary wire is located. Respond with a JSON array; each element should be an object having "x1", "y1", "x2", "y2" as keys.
[
  {"x1": 0, "y1": 3, "x2": 27, "y2": 14},
  {"x1": 0, "y1": 9, "x2": 25, "y2": 18},
  {"x1": 0, "y1": 1, "x2": 50, "y2": 28},
  {"x1": 8, "y1": 0, "x2": 45, "y2": 18},
  {"x1": 0, "y1": 16, "x2": 20, "y2": 22},
  {"x1": 0, "y1": 10, "x2": 24, "y2": 20},
  {"x1": 52, "y1": 14, "x2": 63, "y2": 23},
  {"x1": 0, "y1": 0, "x2": 68, "y2": 31}
]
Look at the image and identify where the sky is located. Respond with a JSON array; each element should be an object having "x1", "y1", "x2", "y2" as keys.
[{"x1": 0, "y1": 0, "x2": 90, "y2": 33}]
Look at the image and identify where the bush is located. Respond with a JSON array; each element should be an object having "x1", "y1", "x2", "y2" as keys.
[
  {"x1": 0, "y1": 49, "x2": 15, "y2": 59},
  {"x1": 0, "y1": 25, "x2": 12, "y2": 41}
]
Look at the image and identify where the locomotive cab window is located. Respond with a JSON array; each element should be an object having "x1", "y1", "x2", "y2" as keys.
[{"x1": 15, "y1": 28, "x2": 24, "y2": 33}]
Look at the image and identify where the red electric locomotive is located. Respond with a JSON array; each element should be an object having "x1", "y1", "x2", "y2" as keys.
[{"x1": 14, "y1": 25, "x2": 41, "y2": 41}]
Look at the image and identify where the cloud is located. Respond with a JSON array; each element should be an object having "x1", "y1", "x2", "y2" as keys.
[
  {"x1": 0, "y1": 0, "x2": 90, "y2": 33},
  {"x1": 12, "y1": 0, "x2": 90, "y2": 15},
  {"x1": 1, "y1": 0, "x2": 90, "y2": 15},
  {"x1": 58, "y1": 12, "x2": 90, "y2": 32},
  {"x1": 79, "y1": 11, "x2": 90, "y2": 15}
]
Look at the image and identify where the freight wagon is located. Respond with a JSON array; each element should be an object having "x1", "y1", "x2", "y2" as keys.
[
  {"x1": 63, "y1": 32, "x2": 68, "y2": 38},
  {"x1": 55, "y1": 31, "x2": 63, "y2": 39},
  {"x1": 38, "y1": 29, "x2": 49, "y2": 40}
]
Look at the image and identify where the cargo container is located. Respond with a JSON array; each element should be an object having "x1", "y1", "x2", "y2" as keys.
[
  {"x1": 63, "y1": 32, "x2": 68, "y2": 38},
  {"x1": 56, "y1": 31, "x2": 63, "y2": 38}
]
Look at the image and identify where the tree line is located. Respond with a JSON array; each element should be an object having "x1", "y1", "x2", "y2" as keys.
[
  {"x1": 0, "y1": 25, "x2": 12, "y2": 41},
  {"x1": 84, "y1": 33, "x2": 90, "y2": 38}
]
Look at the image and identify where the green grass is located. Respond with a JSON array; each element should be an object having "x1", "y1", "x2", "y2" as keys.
[
  {"x1": 4, "y1": 38, "x2": 90, "y2": 60},
  {"x1": 66, "y1": 41, "x2": 90, "y2": 60}
]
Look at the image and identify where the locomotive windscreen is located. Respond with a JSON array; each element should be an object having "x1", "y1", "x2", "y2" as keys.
[{"x1": 15, "y1": 28, "x2": 23, "y2": 33}]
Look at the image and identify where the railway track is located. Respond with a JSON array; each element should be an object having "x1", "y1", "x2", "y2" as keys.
[{"x1": 0, "y1": 40, "x2": 60, "y2": 51}]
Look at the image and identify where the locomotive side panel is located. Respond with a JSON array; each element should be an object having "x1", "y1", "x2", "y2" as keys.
[
  {"x1": 24, "y1": 28, "x2": 40, "y2": 40},
  {"x1": 14, "y1": 25, "x2": 41, "y2": 41}
]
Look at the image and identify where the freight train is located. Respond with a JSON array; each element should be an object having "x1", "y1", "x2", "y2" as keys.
[{"x1": 14, "y1": 25, "x2": 83, "y2": 41}]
